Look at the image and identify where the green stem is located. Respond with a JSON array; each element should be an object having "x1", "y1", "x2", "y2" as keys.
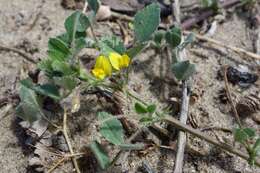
[
  {"x1": 126, "y1": 90, "x2": 148, "y2": 106},
  {"x1": 89, "y1": 24, "x2": 98, "y2": 43}
]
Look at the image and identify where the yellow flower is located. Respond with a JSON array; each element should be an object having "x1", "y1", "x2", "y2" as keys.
[
  {"x1": 120, "y1": 54, "x2": 130, "y2": 68},
  {"x1": 108, "y1": 52, "x2": 121, "y2": 70},
  {"x1": 92, "y1": 55, "x2": 112, "y2": 80},
  {"x1": 109, "y1": 52, "x2": 130, "y2": 70}
]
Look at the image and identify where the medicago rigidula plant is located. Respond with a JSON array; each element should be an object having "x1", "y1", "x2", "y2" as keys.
[{"x1": 15, "y1": 0, "x2": 259, "y2": 170}]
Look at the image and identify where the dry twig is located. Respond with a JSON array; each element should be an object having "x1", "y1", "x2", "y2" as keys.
[
  {"x1": 0, "y1": 45, "x2": 37, "y2": 64},
  {"x1": 47, "y1": 153, "x2": 85, "y2": 173},
  {"x1": 163, "y1": 116, "x2": 260, "y2": 167},
  {"x1": 116, "y1": 20, "x2": 130, "y2": 45},
  {"x1": 172, "y1": 0, "x2": 190, "y2": 172},
  {"x1": 82, "y1": 2, "x2": 97, "y2": 42},
  {"x1": 63, "y1": 108, "x2": 81, "y2": 173},
  {"x1": 181, "y1": 0, "x2": 241, "y2": 29},
  {"x1": 111, "y1": 12, "x2": 133, "y2": 22},
  {"x1": 47, "y1": 157, "x2": 66, "y2": 173},
  {"x1": 223, "y1": 66, "x2": 242, "y2": 127},
  {"x1": 200, "y1": 126, "x2": 233, "y2": 133},
  {"x1": 184, "y1": 31, "x2": 260, "y2": 60}
]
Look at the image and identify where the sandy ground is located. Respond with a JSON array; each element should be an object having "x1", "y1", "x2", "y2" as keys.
[{"x1": 0, "y1": 0, "x2": 259, "y2": 172}]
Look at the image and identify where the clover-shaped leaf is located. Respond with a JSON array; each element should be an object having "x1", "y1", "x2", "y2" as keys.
[
  {"x1": 16, "y1": 80, "x2": 44, "y2": 123},
  {"x1": 165, "y1": 27, "x2": 181, "y2": 48},
  {"x1": 87, "y1": 0, "x2": 100, "y2": 14},
  {"x1": 134, "y1": 3, "x2": 160, "y2": 42},
  {"x1": 90, "y1": 140, "x2": 111, "y2": 169},
  {"x1": 65, "y1": 11, "x2": 90, "y2": 44},
  {"x1": 172, "y1": 60, "x2": 195, "y2": 80},
  {"x1": 98, "y1": 112, "x2": 124, "y2": 145},
  {"x1": 234, "y1": 127, "x2": 256, "y2": 143}
]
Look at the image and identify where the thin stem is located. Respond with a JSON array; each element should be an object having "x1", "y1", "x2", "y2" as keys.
[
  {"x1": 172, "y1": 0, "x2": 190, "y2": 172},
  {"x1": 223, "y1": 66, "x2": 242, "y2": 127},
  {"x1": 46, "y1": 153, "x2": 85, "y2": 173},
  {"x1": 125, "y1": 89, "x2": 260, "y2": 167},
  {"x1": 82, "y1": 1, "x2": 97, "y2": 43},
  {"x1": 96, "y1": 115, "x2": 130, "y2": 126},
  {"x1": 126, "y1": 90, "x2": 148, "y2": 106},
  {"x1": 62, "y1": 108, "x2": 81, "y2": 173},
  {"x1": 41, "y1": 113, "x2": 61, "y2": 129},
  {"x1": 47, "y1": 157, "x2": 66, "y2": 173},
  {"x1": 89, "y1": 24, "x2": 98, "y2": 43},
  {"x1": 163, "y1": 116, "x2": 260, "y2": 167},
  {"x1": 110, "y1": 127, "x2": 145, "y2": 166},
  {"x1": 83, "y1": 1, "x2": 88, "y2": 13},
  {"x1": 71, "y1": 15, "x2": 79, "y2": 51},
  {"x1": 184, "y1": 31, "x2": 260, "y2": 60},
  {"x1": 65, "y1": 152, "x2": 85, "y2": 158}
]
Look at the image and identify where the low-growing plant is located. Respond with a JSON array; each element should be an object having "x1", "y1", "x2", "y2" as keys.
[
  {"x1": 234, "y1": 127, "x2": 260, "y2": 166},
  {"x1": 201, "y1": 0, "x2": 219, "y2": 11},
  {"x1": 15, "y1": 0, "x2": 259, "y2": 170}
]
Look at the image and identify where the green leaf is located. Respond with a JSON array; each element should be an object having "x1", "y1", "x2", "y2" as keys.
[
  {"x1": 72, "y1": 37, "x2": 87, "y2": 55},
  {"x1": 234, "y1": 128, "x2": 247, "y2": 143},
  {"x1": 147, "y1": 104, "x2": 156, "y2": 114},
  {"x1": 139, "y1": 116, "x2": 154, "y2": 124},
  {"x1": 119, "y1": 143, "x2": 145, "y2": 150},
  {"x1": 99, "y1": 36, "x2": 126, "y2": 55},
  {"x1": 134, "y1": 102, "x2": 148, "y2": 114},
  {"x1": 134, "y1": 3, "x2": 160, "y2": 42},
  {"x1": 98, "y1": 43, "x2": 113, "y2": 56},
  {"x1": 20, "y1": 78, "x2": 34, "y2": 88},
  {"x1": 172, "y1": 60, "x2": 195, "y2": 80},
  {"x1": 126, "y1": 43, "x2": 145, "y2": 59},
  {"x1": 165, "y1": 27, "x2": 181, "y2": 48},
  {"x1": 34, "y1": 84, "x2": 60, "y2": 100},
  {"x1": 85, "y1": 37, "x2": 96, "y2": 48},
  {"x1": 48, "y1": 38, "x2": 71, "y2": 55},
  {"x1": 54, "y1": 76, "x2": 78, "y2": 91},
  {"x1": 234, "y1": 128, "x2": 255, "y2": 143},
  {"x1": 98, "y1": 112, "x2": 124, "y2": 145},
  {"x1": 153, "y1": 30, "x2": 165, "y2": 47},
  {"x1": 201, "y1": 0, "x2": 218, "y2": 11},
  {"x1": 48, "y1": 38, "x2": 71, "y2": 61},
  {"x1": 89, "y1": 141, "x2": 110, "y2": 169},
  {"x1": 240, "y1": 0, "x2": 256, "y2": 5},
  {"x1": 87, "y1": 0, "x2": 100, "y2": 14},
  {"x1": 38, "y1": 59, "x2": 53, "y2": 76},
  {"x1": 243, "y1": 128, "x2": 256, "y2": 138},
  {"x1": 57, "y1": 33, "x2": 70, "y2": 45},
  {"x1": 51, "y1": 60, "x2": 75, "y2": 76},
  {"x1": 48, "y1": 50, "x2": 68, "y2": 62},
  {"x1": 16, "y1": 83, "x2": 44, "y2": 123},
  {"x1": 253, "y1": 138, "x2": 260, "y2": 155},
  {"x1": 65, "y1": 11, "x2": 90, "y2": 43},
  {"x1": 78, "y1": 67, "x2": 91, "y2": 81},
  {"x1": 179, "y1": 33, "x2": 194, "y2": 50},
  {"x1": 254, "y1": 138, "x2": 260, "y2": 150},
  {"x1": 19, "y1": 79, "x2": 60, "y2": 100}
]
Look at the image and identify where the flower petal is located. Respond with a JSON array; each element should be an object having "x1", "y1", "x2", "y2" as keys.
[
  {"x1": 109, "y1": 52, "x2": 121, "y2": 70},
  {"x1": 92, "y1": 55, "x2": 112, "y2": 79},
  {"x1": 101, "y1": 56, "x2": 112, "y2": 76},
  {"x1": 92, "y1": 68, "x2": 106, "y2": 80},
  {"x1": 119, "y1": 54, "x2": 130, "y2": 68},
  {"x1": 94, "y1": 55, "x2": 106, "y2": 69}
]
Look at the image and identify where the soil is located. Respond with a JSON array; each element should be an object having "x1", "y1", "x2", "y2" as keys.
[{"x1": 0, "y1": 0, "x2": 259, "y2": 173}]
